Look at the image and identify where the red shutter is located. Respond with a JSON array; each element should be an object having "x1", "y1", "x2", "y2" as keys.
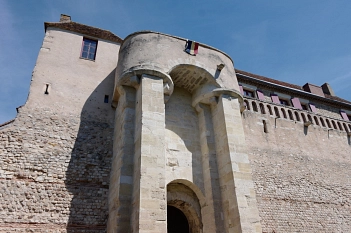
[
  {"x1": 309, "y1": 103, "x2": 317, "y2": 113},
  {"x1": 340, "y1": 111, "x2": 349, "y2": 121},
  {"x1": 291, "y1": 97, "x2": 302, "y2": 110},
  {"x1": 256, "y1": 90, "x2": 265, "y2": 101},
  {"x1": 271, "y1": 94, "x2": 280, "y2": 104}
]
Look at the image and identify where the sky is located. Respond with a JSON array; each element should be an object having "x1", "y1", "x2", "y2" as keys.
[{"x1": 1, "y1": 0, "x2": 351, "y2": 123}]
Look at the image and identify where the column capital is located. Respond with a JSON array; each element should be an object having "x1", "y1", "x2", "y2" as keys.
[
  {"x1": 192, "y1": 86, "x2": 244, "y2": 111},
  {"x1": 114, "y1": 67, "x2": 174, "y2": 102}
]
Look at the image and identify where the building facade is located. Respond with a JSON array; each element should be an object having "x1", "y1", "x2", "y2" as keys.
[{"x1": 0, "y1": 15, "x2": 350, "y2": 233}]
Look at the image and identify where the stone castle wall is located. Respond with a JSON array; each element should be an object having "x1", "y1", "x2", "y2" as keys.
[
  {"x1": 1, "y1": 22, "x2": 351, "y2": 233},
  {"x1": 0, "y1": 25, "x2": 120, "y2": 232},
  {"x1": 0, "y1": 106, "x2": 113, "y2": 232},
  {"x1": 242, "y1": 105, "x2": 351, "y2": 232}
]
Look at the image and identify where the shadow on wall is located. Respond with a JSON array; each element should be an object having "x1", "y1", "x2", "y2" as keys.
[{"x1": 65, "y1": 70, "x2": 116, "y2": 233}]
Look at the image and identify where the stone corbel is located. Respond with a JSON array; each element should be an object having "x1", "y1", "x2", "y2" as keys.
[
  {"x1": 113, "y1": 67, "x2": 174, "y2": 105},
  {"x1": 192, "y1": 84, "x2": 244, "y2": 111}
]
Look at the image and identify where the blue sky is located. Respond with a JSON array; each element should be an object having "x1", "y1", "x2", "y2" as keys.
[{"x1": 1, "y1": 0, "x2": 351, "y2": 123}]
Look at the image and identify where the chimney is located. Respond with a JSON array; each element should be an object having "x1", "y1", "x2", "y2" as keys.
[
  {"x1": 303, "y1": 83, "x2": 325, "y2": 97},
  {"x1": 321, "y1": 83, "x2": 335, "y2": 96},
  {"x1": 60, "y1": 14, "x2": 71, "y2": 23}
]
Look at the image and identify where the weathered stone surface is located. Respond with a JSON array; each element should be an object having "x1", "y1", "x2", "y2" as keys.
[{"x1": 2, "y1": 16, "x2": 351, "y2": 233}]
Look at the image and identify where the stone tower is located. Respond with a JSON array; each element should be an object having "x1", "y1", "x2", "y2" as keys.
[{"x1": 107, "y1": 32, "x2": 262, "y2": 233}]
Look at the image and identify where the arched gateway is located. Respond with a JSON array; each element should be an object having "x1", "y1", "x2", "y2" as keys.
[
  {"x1": 167, "y1": 205, "x2": 189, "y2": 233},
  {"x1": 107, "y1": 31, "x2": 262, "y2": 233}
]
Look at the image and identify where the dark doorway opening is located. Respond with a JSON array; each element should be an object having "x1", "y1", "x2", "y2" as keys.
[{"x1": 167, "y1": 205, "x2": 190, "y2": 233}]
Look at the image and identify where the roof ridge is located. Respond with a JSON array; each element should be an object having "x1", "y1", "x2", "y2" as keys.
[
  {"x1": 235, "y1": 68, "x2": 351, "y2": 105},
  {"x1": 235, "y1": 68, "x2": 302, "y2": 90},
  {"x1": 44, "y1": 21, "x2": 123, "y2": 43}
]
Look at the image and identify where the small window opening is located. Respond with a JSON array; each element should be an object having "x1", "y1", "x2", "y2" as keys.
[
  {"x1": 288, "y1": 110, "x2": 294, "y2": 120},
  {"x1": 343, "y1": 123, "x2": 347, "y2": 131},
  {"x1": 243, "y1": 89, "x2": 254, "y2": 97},
  {"x1": 281, "y1": 108, "x2": 287, "y2": 119},
  {"x1": 44, "y1": 84, "x2": 49, "y2": 95},
  {"x1": 295, "y1": 112, "x2": 300, "y2": 121},
  {"x1": 301, "y1": 114, "x2": 307, "y2": 123},
  {"x1": 320, "y1": 118, "x2": 325, "y2": 127},
  {"x1": 301, "y1": 104, "x2": 309, "y2": 111},
  {"x1": 263, "y1": 120, "x2": 268, "y2": 133},
  {"x1": 274, "y1": 107, "x2": 280, "y2": 118},
  {"x1": 267, "y1": 105, "x2": 273, "y2": 115},
  {"x1": 314, "y1": 116, "x2": 319, "y2": 126},
  {"x1": 332, "y1": 121, "x2": 337, "y2": 129},
  {"x1": 104, "y1": 95, "x2": 109, "y2": 103},
  {"x1": 244, "y1": 100, "x2": 250, "y2": 110},
  {"x1": 259, "y1": 103, "x2": 266, "y2": 114},
  {"x1": 326, "y1": 119, "x2": 331, "y2": 128},
  {"x1": 252, "y1": 102, "x2": 258, "y2": 112},
  {"x1": 337, "y1": 122, "x2": 343, "y2": 131},
  {"x1": 307, "y1": 115, "x2": 313, "y2": 123},
  {"x1": 280, "y1": 99, "x2": 289, "y2": 106}
]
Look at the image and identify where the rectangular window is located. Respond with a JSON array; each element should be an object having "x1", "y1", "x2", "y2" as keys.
[
  {"x1": 243, "y1": 89, "x2": 254, "y2": 97},
  {"x1": 81, "y1": 38, "x2": 98, "y2": 60},
  {"x1": 104, "y1": 95, "x2": 109, "y2": 103},
  {"x1": 301, "y1": 104, "x2": 309, "y2": 111},
  {"x1": 280, "y1": 99, "x2": 289, "y2": 106}
]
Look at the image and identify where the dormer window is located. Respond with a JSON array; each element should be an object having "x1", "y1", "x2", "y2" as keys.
[{"x1": 81, "y1": 37, "x2": 98, "y2": 60}]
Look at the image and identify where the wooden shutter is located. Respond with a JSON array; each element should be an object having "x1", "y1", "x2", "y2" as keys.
[
  {"x1": 291, "y1": 97, "x2": 302, "y2": 110},
  {"x1": 340, "y1": 111, "x2": 349, "y2": 121},
  {"x1": 271, "y1": 94, "x2": 280, "y2": 104},
  {"x1": 239, "y1": 85, "x2": 244, "y2": 95},
  {"x1": 309, "y1": 103, "x2": 317, "y2": 113},
  {"x1": 256, "y1": 90, "x2": 265, "y2": 101}
]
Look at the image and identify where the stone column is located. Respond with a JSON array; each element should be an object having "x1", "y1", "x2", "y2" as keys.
[
  {"x1": 108, "y1": 86, "x2": 136, "y2": 233},
  {"x1": 196, "y1": 103, "x2": 225, "y2": 233},
  {"x1": 131, "y1": 74, "x2": 167, "y2": 233},
  {"x1": 211, "y1": 95, "x2": 262, "y2": 233}
]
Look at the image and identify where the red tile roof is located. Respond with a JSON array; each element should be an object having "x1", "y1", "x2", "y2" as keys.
[
  {"x1": 44, "y1": 21, "x2": 123, "y2": 44},
  {"x1": 236, "y1": 69, "x2": 302, "y2": 90},
  {"x1": 235, "y1": 69, "x2": 351, "y2": 105}
]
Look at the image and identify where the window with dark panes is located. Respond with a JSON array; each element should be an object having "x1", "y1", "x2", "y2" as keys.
[
  {"x1": 243, "y1": 89, "x2": 254, "y2": 97},
  {"x1": 81, "y1": 38, "x2": 98, "y2": 60},
  {"x1": 301, "y1": 104, "x2": 309, "y2": 111},
  {"x1": 280, "y1": 99, "x2": 289, "y2": 106}
]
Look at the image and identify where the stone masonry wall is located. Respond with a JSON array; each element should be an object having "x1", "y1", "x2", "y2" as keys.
[
  {"x1": 0, "y1": 105, "x2": 114, "y2": 232},
  {"x1": 242, "y1": 110, "x2": 351, "y2": 232},
  {"x1": 165, "y1": 87, "x2": 203, "y2": 191}
]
